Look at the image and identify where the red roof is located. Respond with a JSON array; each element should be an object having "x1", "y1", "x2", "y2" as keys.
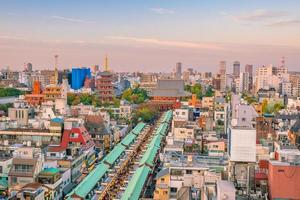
[
  {"x1": 255, "y1": 172, "x2": 268, "y2": 180},
  {"x1": 48, "y1": 146, "x2": 67, "y2": 152}
]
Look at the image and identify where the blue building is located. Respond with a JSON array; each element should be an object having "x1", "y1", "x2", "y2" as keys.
[{"x1": 71, "y1": 67, "x2": 91, "y2": 90}]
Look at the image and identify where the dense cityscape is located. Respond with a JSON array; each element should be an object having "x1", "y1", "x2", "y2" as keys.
[
  {"x1": 1, "y1": 1, "x2": 300, "y2": 200},
  {"x1": 0, "y1": 57, "x2": 299, "y2": 200}
]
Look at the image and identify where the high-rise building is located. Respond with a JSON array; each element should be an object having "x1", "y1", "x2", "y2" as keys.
[
  {"x1": 255, "y1": 65, "x2": 289, "y2": 93},
  {"x1": 26, "y1": 63, "x2": 33, "y2": 72},
  {"x1": 245, "y1": 64, "x2": 253, "y2": 91},
  {"x1": 175, "y1": 62, "x2": 182, "y2": 79},
  {"x1": 71, "y1": 67, "x2": 91, "y2": 90},
  {"x1": 219, "y1": 61, "x2": 226, "y2": 91},
  {"x1": 239, "y1": 72, "x2": 250, "y2": 93},
  {"x1": 233, "y1": 61, "x2": 240, "y2": 78}
]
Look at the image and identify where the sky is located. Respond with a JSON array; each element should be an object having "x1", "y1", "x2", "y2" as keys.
[{"x1": 0, "y1": 0, "x2": 300, "y2": 72}]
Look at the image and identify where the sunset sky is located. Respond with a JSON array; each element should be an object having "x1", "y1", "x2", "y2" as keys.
[{"x1": 1, "y1": 0, "x2": 300, "y2": 72}]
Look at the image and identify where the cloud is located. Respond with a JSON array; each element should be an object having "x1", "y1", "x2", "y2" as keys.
[
  {"x1": 106, "y1": 36, "x2": 223, "y2": 50},
  {"x1": 150, "y1": 8, "x2": 175, "y2": 14},
  {"x1": 230, "y1": 9, "x2": 287, "y2": 21},
  {"x1": 50, "y1": 15, "x2": 95, "y2": 24},
  {"x1": 268, "y1": 19, "x2": 300, "y2": 26}
]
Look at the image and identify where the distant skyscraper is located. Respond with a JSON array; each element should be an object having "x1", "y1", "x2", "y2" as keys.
[
  {"x1": 239, "y1": 72, "x2": 250, "y2": 93},
  {"x1": 175, "y1": 62, "x2": 182, "y2": 79},
  {"x1": 245, "y1": 64, "x2": 253, "y2": 91},
  {"x1": 219, "y1": 61, "x2": 226, "y2": 91},
  {"x1": 233, "y1": 61, "x2": 240, "y2": 78},
  {"x1": 219, "y1": 61, "x2": 226, "y2": 74},
  {"x1": 26, "y1": 63, "x2": 33, "y2": 72}
]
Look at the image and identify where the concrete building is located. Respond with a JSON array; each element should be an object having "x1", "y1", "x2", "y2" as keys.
[
  {"x1": 216, "y1": 180, "x2": 235, "y2": 200},
  {"x1": 239, "y1": 72, "x2": 250, "y2": 93},
  {"x1": 8, "y1": 148, "x2": 44, "y2": 193},
  {"x1": 219, "y1": 61, "x2": 226, "y2": 92},
  {"x1": 175, "y1": 62, "x2": 182, "y2": 79},
  {"x1": 268, "y1": 158, "x2": 300, "y2": 199},
  {"x1": 229, "y1": 128, "x2": 256, "y2": 162},
  {"x1": 8, "y1": 107, "x2": 31, "y2": 126},
  {"x1": 233, "y1": 61, "x2": 240, "y2": 78},
  {"x1": 245, "y1": 64, "x2": 253, "y2": 91},
  {"x1": 279, "y1": 81, "x2": 292, "y2": 97},
  {"x1": 71, "y1": 67, "x2": 91, "y2": 90}
]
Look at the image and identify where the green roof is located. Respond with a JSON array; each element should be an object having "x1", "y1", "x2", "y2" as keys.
[
  {"x1": 0, "y1": 177, "x2": 8, "y2": 189},
  {"x1": 132, "y1": 122, "x2": 145, "y2": 135},
  {"x1": 41, "y1": 167, "x2": 60, "y2": 174},
  {"x1": 162, "y1": 110, "x2": 172, "y2": 123},
  {"x1": 70, "y1": 163, "x2": 109, "y2": 199},
  {"x1": 139, "y1": 145, "x2": 159, "y2": 167},
  {"x1": 149, "y1": 134, "x2": 162, "y2": 148},
  {"x1": 121, "y1": 166, "x2": 151, "y2": 200},
  {"x1": 103, "y1": 143, "x2": 126, "y2": 165},
  {"x1": 121, "y1": 133, "x2": 137, "y2": 147},
  {"x1": 155, "y1": 123, "x2": 168, "y2": 136}
]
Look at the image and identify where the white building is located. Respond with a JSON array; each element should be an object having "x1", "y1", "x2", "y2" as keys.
[
  {"x1": 279, "y1": 81, "x2": 292, "y2": 97},
  {"x1": 229, "y1": 128, "x2": 256, "y2": 162},
  {"x1": 216, "y1": 180, "x2": 236, "y2": 200}
]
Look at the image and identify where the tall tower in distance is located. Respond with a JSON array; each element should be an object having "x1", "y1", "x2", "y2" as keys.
[
  {"x1": 54, "y1": 55, "x2": 59, "y2": 85},
  {"x1": 219, "y1": 61, "x2": 226, "y2": 92},
  {"x1": 175, "y1": 62, "x2": 182, "y2": 79},
  {"x1": 104, "y1": 55, "x2": 109, "y2": 71},
  {"x1": 233, "y1": 61, "x2": 240, "y2": 78}
]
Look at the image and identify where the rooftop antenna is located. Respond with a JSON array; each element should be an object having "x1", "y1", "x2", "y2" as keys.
[
  {"x1": 104, "y1": 55, "x2": 108, "y2": 71},
  {"x1": 54, "y1": 55, "x2": 59, "y2": 84}
]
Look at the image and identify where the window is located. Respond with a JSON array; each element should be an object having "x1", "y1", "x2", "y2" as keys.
[
  {"x1": 11, "y1": 177, "x2": 17, "y2": 184},
  {"x1": 161, "y1": 178, "x2": 165, "y2": 182},
  {"x1": 186, "y1": 170, "x2": 192, "y2": 174},
  {"x1": 0, "y1": 166, "x2": 2, "y2": 173},
  {"x1": 171, "y1": 169, "x2": 182, "y2": 176},
  {"x1": 71, "y1": 133, "x2": 79, "y2": 138},
  {"x1": 170, "y1": 187, "x2": 177, "y2": 193}
]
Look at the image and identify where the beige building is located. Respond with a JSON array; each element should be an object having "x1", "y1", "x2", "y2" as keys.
[
  {"x1": 202, "y1": 97, "x2": 214, "y2": 110},
  {"x1": 8, "y1": 107, "x2": 30, "y2": 126}
]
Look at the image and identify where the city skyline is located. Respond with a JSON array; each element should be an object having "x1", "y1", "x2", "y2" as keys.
[{"x1": 1, "y1": 0, "x2": 300, "y2": 71}]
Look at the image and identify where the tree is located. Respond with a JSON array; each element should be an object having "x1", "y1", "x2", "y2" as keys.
[
  {"x1": 121, "y1": 87, "x2": 148, "y2": 104},
  {"x1": 0, "y1": 88, "x2": 24, "y2": 97},
  {"x1": 0, "y1": 103, "x2": 13, "y2": 114},
  {"x1": 67, "y1": 93, "x2": 76, "y2": 106},
  {"x1": 184, "y1": 84, "x2": 202, "y2": 99},
  {"x1": 80, "y1": 93, "x2": 92, "y2": 105},
  {"x1": 122, "y1": 88, "x2": 132, "y2": 102},
  {"x1": 72, "y1": 95, "x2": 81, "y2": 106},
  {"x1": 204, "y1": 86, "x2": 214, "y2": 97},
  {"x1": 132, "y1": 105, "x2": 159, "y2": 124}
]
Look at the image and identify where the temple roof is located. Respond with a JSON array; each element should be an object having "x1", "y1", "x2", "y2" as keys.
[{"x1": 149, "y1": 79, "x2": 191, "y2": 97}]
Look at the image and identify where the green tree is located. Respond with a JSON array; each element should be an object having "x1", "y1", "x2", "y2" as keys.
[
  {"x1": 0, "y1": 88, "x2": 24, "y2": 97},
  {"x1": 80, "y1": 93, "x2": 92, "y2": 105},
  {"x1": 67, "y1": 93, "x2": 76, "y2": 106},
  {"x1": 121, "y1": 87, "x2": 148, "y2": 104},
  {"x1": 204, "y1": 86, "x2": 214, "y2": 97},
  {"x1": 0, "y1": 103, "x2": 13, "y2": 114}
]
